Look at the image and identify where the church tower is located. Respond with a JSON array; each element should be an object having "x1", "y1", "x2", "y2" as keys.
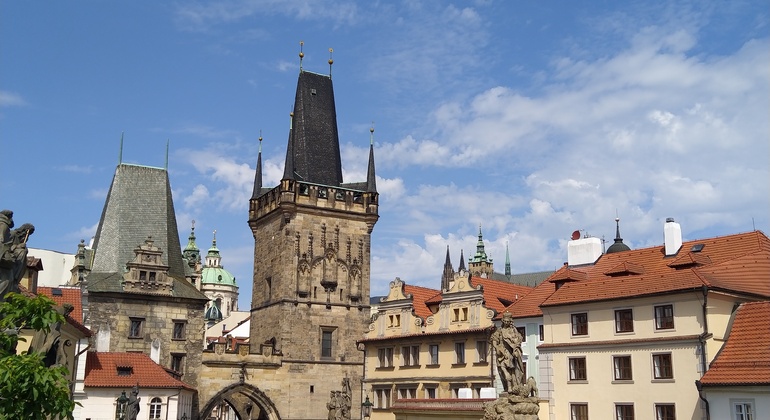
[{"x1": 247, "y1": 59, "x2": 379, "y2": 417}]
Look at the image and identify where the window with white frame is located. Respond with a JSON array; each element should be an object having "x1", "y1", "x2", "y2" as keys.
[
  {"x1": 374, "y1": 388, "x2": 391, "y2": 409},
  {"x1": 476, "y1": 340, "x2": 488, "y2": 363},
  {"x1": 149, "y1": 397, "x2": 163, "y2": 419},
  {"x1": 614, "y1": 309, "x2": 634, "y2": 333},
  {"x1": 569, "y1": 357, "x2": 587, "y2": 381},
  {"x1": 733, "y1": 400, "x2": 754, "y2": 420},
  {"x1": 377, "y1": 347, "x2": 394, "y2": 368},
  {"x1": 539, "y1": 324, "x2": 544, "y2": 341},
  {"x1": 397, "y1": 386, "x2": 417, "y2": 400},
  {"x1": 401, "y1": 345, "x2": 419, "y2": 367},
  {"x1": 428, "y1": 344, "x2": 439, "y2": 365},
  {"x1": 613, "y1": 355, "x2": 632, "y2": 380},
  {"x1": 424, "y1": 385, "x2": 437, "y2": 399},
  {"x1": 516, "y1": 326, "x2": 526, "y2": 342}
]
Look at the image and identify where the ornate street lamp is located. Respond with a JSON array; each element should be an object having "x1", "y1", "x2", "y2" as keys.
[
  {"x1": 361, "y1": 395, "x2": 374, "y2": 419},
  {"x1": 115, "y1": 391, "x2": 129, "y2": 420}
]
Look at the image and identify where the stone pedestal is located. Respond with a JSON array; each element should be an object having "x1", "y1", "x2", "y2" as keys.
[{"x1": 482, "y1": 393, "x2": 539, "y2": 420}]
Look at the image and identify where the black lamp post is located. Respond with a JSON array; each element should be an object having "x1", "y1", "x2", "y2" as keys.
[
  {"x1": 361, "y1": 395, "x2": 374, "y2": 419},
  {"x1": 115, "y1": 391, "x2": 129, "y2": 420}
]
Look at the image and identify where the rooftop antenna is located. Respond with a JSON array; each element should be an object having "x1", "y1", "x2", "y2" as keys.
[
  {"x1": 370, "y1": 122, "x2": 375, "y2": 145},
  {"x1": 328, "y1": 48, "x2": 334, "y2": 78},
  {"x1": 165, "y1": 139, "x2": 169, "y2": 170},
  {"x1": 299, "y1": 41, "x2": 304, "y2": 71},
  {"x1": 118, "y1": 132, "x2": 124, "y2": 164}
]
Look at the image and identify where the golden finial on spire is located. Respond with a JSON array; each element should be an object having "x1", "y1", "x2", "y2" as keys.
[
  {"x1": 299, "y1": 41, "x2": 304, "y2": 71},
  {"x1": 328, "y1": 48, "x2": 334, "y2": 78}
]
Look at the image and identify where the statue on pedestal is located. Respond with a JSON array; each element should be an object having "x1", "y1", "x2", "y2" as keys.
[
  {"x1": 326, "y1": 377, "x2": 352, "y2": 420},
  {"x1": 484, "y1": 312, "x2": 539, "y2": 420}
]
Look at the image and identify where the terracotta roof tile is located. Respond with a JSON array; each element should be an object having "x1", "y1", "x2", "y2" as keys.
[
  {"x1": 541, "y1": 231, "x2": 770, "y2": 307},
  {"x1": 700, "y1": 301, "x2": 770, "y2": 386},
  {"x1": 359, "y1": 326, "x2": 492, "y2": 343},
  {"x1": 85, "y1": 352, "x2": 195, "y2": 390},
  {"x1": 37, "y1": 286, "x2": 90, "y2": 336},
  {"x1": 470, "y1": 277, "x2": 533, "y2": 315},
  {"x1": 403, "y1": 285, "x2": 441, "y2": 319}
]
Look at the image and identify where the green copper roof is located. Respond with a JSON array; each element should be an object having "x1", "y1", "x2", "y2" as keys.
[{"x1": 200, "y1": 235, "x2": 237, "y2": 286}]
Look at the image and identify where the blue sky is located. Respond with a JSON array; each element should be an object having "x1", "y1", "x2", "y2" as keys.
[{"x1": 2, "y1": 0, "x2": 768, "y2": 309}]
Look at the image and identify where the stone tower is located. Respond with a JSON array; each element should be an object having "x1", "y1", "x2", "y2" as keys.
[
  {"x1": 247, "y1": 68, "x2": 379, "y2": 418},
  {"x1": 469, "y1": 226, "x2": 494, "y2": 278}
]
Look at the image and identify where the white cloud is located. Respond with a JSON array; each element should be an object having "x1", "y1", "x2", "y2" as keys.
[
  {"x1": 184, "y1": 184, "x2": 211, "y2": 209},
  {"x1": 0, "y1": 91, "x2": 27, "y2": 107}
]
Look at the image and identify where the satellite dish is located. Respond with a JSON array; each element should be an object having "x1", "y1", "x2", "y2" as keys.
[{"x1": 571, "y1": 230, "x2": 581, "y2": 240}]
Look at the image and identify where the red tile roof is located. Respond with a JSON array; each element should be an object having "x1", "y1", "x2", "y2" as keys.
[
  {"x1": 404, "y1": 285, "x2": 441, "y2": 319},
  {"x1": 506, "y1": 231, "x2": 770, "y2": 318},
  {"x1": 85, "y1": 352, "x2": 195, "y2": 390},
  {"x1": 540, "y1": 231, "x2": 770, "y2": 307},
  {"x1": 469, "y1": 277, "x2": 533, "y2": 315},
  {"x1": 700, "y1": 301, "x2": 770, "y2": 386},
  {"x1": 37, "y1": 286, "x2": 90, "y2": 336},
  {"x1": 359, "y1": 326, "x2": 492, "y2": 343}
]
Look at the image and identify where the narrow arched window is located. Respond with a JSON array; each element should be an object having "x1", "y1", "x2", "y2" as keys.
[{"x1": 149, "y1": 397, "x2": 162, "y2": 419}]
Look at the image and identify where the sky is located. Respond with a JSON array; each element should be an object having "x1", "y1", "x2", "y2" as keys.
[{"x1": 1, "y1": 0, "x2": 768, "y2": 310}]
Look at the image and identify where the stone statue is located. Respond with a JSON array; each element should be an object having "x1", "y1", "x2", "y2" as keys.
[
  {"x1": 127, "y1": 385, "x2": 141, "y2": 420},
  {"x1": 490, "y1": 312, "x2": 525, "y2": 392},
  {"x1": 484, "y1": 312, "x2": 539, "y2": 420},
  {"x1": 326, "y1": 378, "x2": 352, "y2": 420},
  {"x1": 0, "y1": 210, "x2": 34, "y2": 301}
]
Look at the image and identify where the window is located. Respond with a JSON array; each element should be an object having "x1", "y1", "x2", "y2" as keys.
[
  {"x1": 613, "y1": 356, "x2": 632, "y2": 380},
  {"x1": 401, "y1": 345, "x2": 419, "y2": 367},
  {"x1": 170, "y1": 354, "x2": 185, "y2": 374},
  {"x1": 449, "y1": 384, "x2": 465, "y2": 398},
  {"x1": 734, "y1": 401, "x2": 754, "y2": 420},
  {"x1": 570, "y1": 403, "x2": 588, "y2": 420},
  {"x1": 571, "y1": 313, "x2": 588, "y2": 336},
  {"x1": 428, "y1": 344, "x2": 439, "y2": 365},
  {"x1": 654, "y1": 305, "x2": 674, "y2": 330},
  {"x1": 129, "y1": 318, "x2": 144, "y2": 338},
  {"x1": 388, "y1": 314, "x2": 401, "y2": 328},
  {"x1": 321, "y1": 330, "x2": 333, "y2": 358},
  {"x1": 374, "y1": 388, "x2": 391, "y2": 409},
  {"x1": 516, "y1": 326, "x2": 527, "y2": 342},
  {"x1": 172, "y1": 321, "x2": 186, "y2": 340},
  {"x1": 472, "y1": 383, "x2": 490, "y2": 398},
  {"x1": 476, "y1": 340, "x2": 488, "y2": 363},
  {"x1": 539, "y1": 324, "x2": 544, "y2": 341},
  {"x1": 397, "y1": 387, "x2": 417, "y2": 400},
  {"x1": 655, "y1": 404, "x2": 675, "y2": 420},
  {"x1": 454, "y1": 342, "x2": 465, "y2": 364},
  {"x1": 149, "y1": 397, "x2": 162, "y2": 419},
  {"x1": 615, "y1": 404, "x2": 634, "y2": 420},
  {"x1": 452, "y1": 307, "x2": 468, "y2": 322},
  {"x1": 652, "y1": 353, "x2": 673, "y2": 379},
  {"x1": 377, "y1": 347, "x2": 393, "y2": 368},
  {"x1": 615, "y1": 309, "x2": 634, "y2": 333},
  {"x1": 569, "y1": 357, "x2": 587, "y2": 381},
  {"x1": 424, "y1": 386, "x2": 437, "y2": 399}
]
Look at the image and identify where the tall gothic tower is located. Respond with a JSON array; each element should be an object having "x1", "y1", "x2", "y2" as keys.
[{"x1": 248, "y1": 67, "x2": 378, "y2": 417}]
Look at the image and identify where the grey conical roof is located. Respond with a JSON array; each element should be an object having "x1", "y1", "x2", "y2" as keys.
[{"x1": 87, "y1": 164, "x2": 206, "y2": 299}]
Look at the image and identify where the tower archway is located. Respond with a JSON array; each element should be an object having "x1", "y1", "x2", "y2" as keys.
[{"x1": 200, "y1": 383, "x2": 280, "y2": 420}]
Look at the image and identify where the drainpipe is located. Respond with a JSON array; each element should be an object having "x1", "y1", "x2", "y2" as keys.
[
  {"x1": 698, "y1": 286, "x2": 710, "y2": 420},
  {"x1": 359, "y1": 345, "x2": 367, "y2": 420},
  {"x1": 695, "y1": 380, "x2": 710, "y2": 420},
  {"x1": 166, "y1": 387, "x2": 183, "y2": 420}
]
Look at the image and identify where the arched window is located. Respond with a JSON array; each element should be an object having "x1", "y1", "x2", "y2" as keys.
[{"x1": 149, "y1": 397, "x2": 162, "y2": 419}]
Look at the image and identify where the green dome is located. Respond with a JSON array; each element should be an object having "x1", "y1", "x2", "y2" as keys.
[{"x1": 201, "y1": 266, "x2": 237, "y2": 286}]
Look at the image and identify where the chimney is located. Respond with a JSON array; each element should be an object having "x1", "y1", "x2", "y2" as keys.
[
  {"x1": 664, "y1": 218, "x2": 682, "y2": 256},
  {"x1": 567, "y1": 236, "x2": 603, "y2": 266}
]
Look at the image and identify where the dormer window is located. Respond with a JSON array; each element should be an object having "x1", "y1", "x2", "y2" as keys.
[{"x1": 116, "y1": 366, "x2": 133, "y2": 376}]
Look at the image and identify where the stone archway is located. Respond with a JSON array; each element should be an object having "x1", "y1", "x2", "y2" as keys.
[{"x1": 200, "y1": 383, "x2": 280, "y2": 420}]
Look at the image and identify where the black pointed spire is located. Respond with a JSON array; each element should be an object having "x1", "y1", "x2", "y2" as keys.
[
  {"x1": 282, "y1": 70, "x2": 343, "y2": 186},
  {"x1": 252, "y1": 134, "x2": 263, "y2": 199},
  {"x1": 458, "y1": 249, "x2": 466, "y2": 272},
  {"x1": 441, "y1": 245, "x2": 454, "y2": 291},
  {"x1": 366, "y1": 126, "x2": 377, "y2": 193}
]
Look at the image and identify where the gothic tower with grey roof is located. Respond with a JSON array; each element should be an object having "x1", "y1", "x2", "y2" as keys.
[
  {"x1": 82, "y1": 163, "x2": 208, "y2": 392},
  {"x1": 248, "y1": 65, "x2": 379, "y2": 417}
]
